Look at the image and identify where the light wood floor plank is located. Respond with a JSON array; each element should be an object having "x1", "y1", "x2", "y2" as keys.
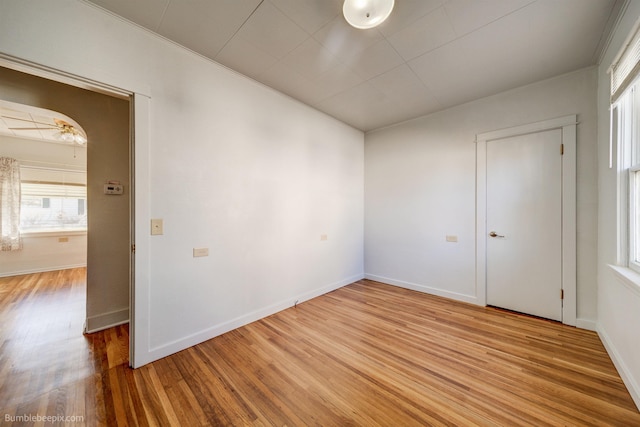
[{"x1": 1, "y1": 270, "x2": 639, "y2": 425}]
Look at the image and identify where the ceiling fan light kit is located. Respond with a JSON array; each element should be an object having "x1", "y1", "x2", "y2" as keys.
[
  {"x1": 343, "y1": 0, "x2": 394, "y2": 30},
  {"x1": 2, "y1": 115, "x2": 87, "y2": 145},
  {"x1": 54, "y1": 120, "x2": 87, "y2": 145}
]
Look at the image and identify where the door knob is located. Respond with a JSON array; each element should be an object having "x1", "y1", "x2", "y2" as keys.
[{"x1": 489, "y1": 231, "x2": 504, "y2": 238}]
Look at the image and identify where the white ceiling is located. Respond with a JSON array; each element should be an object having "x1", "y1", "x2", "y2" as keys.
[{"x1": 84, "y1": 0, "x2": 620, "y2": 131}]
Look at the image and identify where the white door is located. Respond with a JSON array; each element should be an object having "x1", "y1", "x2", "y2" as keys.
[{"x1": 486, "y1": 129, "x2": 563, "y2": 321}]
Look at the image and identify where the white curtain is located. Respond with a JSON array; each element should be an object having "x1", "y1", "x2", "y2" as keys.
[{"x1": 0, "y1": 157, "x2": 22, "y2": 251}]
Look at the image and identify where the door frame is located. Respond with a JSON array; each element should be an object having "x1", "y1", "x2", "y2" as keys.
[
  {"x1": 476, "y1": 115, "x2": 577, "y2": 326},
  {"x1": 0, "y1": 53, "x2": 151, "y2": 366}
]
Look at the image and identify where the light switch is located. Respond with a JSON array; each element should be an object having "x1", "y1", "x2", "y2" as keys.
[
  {"x1": 151, "y1": 218, "x2": 163, "y2": 235},
  {"x1": 320, "y1": 234, "x2": 328, "y2": 241},
  {"x1": 446, "y1": 235, "x2": 458, "y2": 242},
  {"x1": 193, "y1": 247, "x2": 209, "y2": 257}
]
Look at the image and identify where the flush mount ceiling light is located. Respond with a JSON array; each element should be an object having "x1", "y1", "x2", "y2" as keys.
[{"x1": 343, "y1": 0, "x2": 394, "y2": 30}]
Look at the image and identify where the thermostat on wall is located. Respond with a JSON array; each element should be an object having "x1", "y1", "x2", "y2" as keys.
[{"x1": 104, "y1": 181, "x2": 124, "y2": 195}]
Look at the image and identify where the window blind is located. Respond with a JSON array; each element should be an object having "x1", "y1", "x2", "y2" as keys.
[
  {"x1": 20, "y1": 166, "x2": 86, "y2": 185},
  {"x1": 611, "y1": 24, "x2": 640, "y2": 103},
  {"x1": 21, "y1": 182, "x2": 86, "y2": 199},
  {"x1": 19, "y1": 166, "x2": 86, "y2": 199}
]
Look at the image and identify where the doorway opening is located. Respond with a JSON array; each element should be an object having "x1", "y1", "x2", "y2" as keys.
[{"x1": 0, "y1": 65, "x2": 133, "y2": 362}]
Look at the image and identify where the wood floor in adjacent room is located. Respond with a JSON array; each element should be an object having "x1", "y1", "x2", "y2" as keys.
[{"x1": 1, "y1": 269, "x2": 639, "y2": 426}]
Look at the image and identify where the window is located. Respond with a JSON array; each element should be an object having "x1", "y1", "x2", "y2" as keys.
[
  {"x1": 615, "y1": 82, "x2": 640, "y2": 271},
  {"x1": 611, "y1": 23, "x2": 640, "y2": 272},
  {"x1": 19, "y1": 166, "x2": 87, "y2": 233}
]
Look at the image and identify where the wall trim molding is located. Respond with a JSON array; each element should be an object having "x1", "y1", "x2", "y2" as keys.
[
  {"x1": 85, "y1": 308, "x2": 129, "y2": 333},
  {"x1": 609, "y1": 264, "x2": 640, "y2": 298},
  {"x1": 598, "y1": 323, "x2": 640, "y2": 410},
  {"x1": 0, "y1": 52, "x2": 140, "y2": 99},
  {"x1": 576, "y1": 318, "x2": 597, "y2": 331},
  {"x1": 0, "y1": 264, "x2": 87, "y2": 278},
  {"x1": 475, "y1": 115, "x2": 577, "y2": 325},
  {"x1": 140, "y1": 274, "x2": 365, "y2": 365},
  {"x1": 0, "y1": 52, "x2": 142, "y2": 367},
  {"x1": 364, "y1": 274, "x2": 479, "y2": 305}
]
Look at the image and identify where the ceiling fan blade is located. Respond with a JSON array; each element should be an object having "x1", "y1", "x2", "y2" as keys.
[
  {"x1": 8, "y1": 126, "x2": 58, "y2": 130},
  {"x1": 1, "y1": 116, "x2": 57, "y2": 127}
]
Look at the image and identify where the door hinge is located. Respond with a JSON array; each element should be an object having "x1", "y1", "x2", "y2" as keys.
[
  {"x1": 561, "y1": 289, "x2": 564, "y2": 300},
  {"x1": 560, "y1": 143, "x2": 564, "y2": 155},
  {"x1": 131, "y1": 244, "x2": 136, "y2": 254}
]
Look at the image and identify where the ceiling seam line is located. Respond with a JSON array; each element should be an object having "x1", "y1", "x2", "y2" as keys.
[
  {"x1": 156, "y1": 0, "x2": 172, "y2": 31},
  {"x1": 449, "y1": 0, "x2": 537, "y2": 43},
  {"x1": 404, "y1": 0, "x2": 538, "y2": 65},
  {"x1": 215, "y1": 0, "x2": 266, "y2": 58},
  {"x1": 376, "y1": 10, "x2": 445, "y2": 109}
]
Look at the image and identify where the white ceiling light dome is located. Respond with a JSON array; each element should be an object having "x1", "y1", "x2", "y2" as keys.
[{"x1": 343, "y1": 0, "x2": 394, "y2": 30}]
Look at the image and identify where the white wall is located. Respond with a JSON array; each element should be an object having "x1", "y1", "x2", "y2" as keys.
[
  {"x1": 0, "y1": 0, "x2": 364, "y2": 366},
  {"x1": 365, "y1": 67, "x2": 598, "y2": 326},
  {"x1": 0, "y1": 233, "x2": 86, "y2": 277},
  {"x1": 596, "y1": 1, "x2": 640, "y2": 409},
  {"x1": 0, "y1": 135, "x2": 87, "y2": 276}
]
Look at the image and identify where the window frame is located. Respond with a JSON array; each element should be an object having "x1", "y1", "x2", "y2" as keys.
[
  {"x1": 628, "y1": 165, "x2": 640, "y2": 273},
  {"x1": 613, "y1": 75, "x2": 640, "y2": 274}
]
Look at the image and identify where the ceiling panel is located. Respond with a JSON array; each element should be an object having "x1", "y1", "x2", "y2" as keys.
[
  {"x1": 234, "y1": 1, "x2": 308, "y2": 60},
  {"x1": 387, "y1": 6, "x2": 458, "y2": 60},
  {"x1": 340, "y1": 39, "x2": 405, "y2": 81},
  {"x1": 279, "y1": 38, "x2": 343, "y2": 81},
  {"x1": 215, "y1": 36, "x2": 279, "y2": 81},
  {"x1": 88, "y1": 0, "x2": 170, "y2": 30},
  {"x1": 369, "y1": 64, "x2": 440, "y2": 106},
  {"x1": 0, "y1": 119, "x2": 9, "y2": 134},
  {"x1": 258, "y1": 62, "x2": 320, "y2": 104},
  {"x1": 377, "y1": 0, "x2": 448, "y2": 37},
  {"x1": 158, "y1": 0, "x2": 262, "y2": 59},
  {"x1": 316, "y1": 81, "x2": 389, "y2": 131},
  {"x1": 313, "y1": 16, "x2": 385, "y2": 58},
  {"x1": 270, "y1": 0, "x2": 342, "y2": 34},
  {"x1": 443, "y1": 0, "x2": 535, "y2": 36},
  {"x1": 409, "y1": 0, "x2": 618, "y2": 109},
  {"x1": 83, "y1": 0, "x2": 621, "y2": 131},
  {"x1": 313, "y1": 61, "x2": 365, "y2": 103}
]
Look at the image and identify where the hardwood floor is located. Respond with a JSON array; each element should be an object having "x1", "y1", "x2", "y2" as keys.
[{"x1": 1, "y1": 269, "x2": 639, "y2": 426}]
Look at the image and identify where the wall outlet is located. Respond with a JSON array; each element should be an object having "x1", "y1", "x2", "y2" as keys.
[
  {"x1": 193, "y1": 247, "x2": 209, "y2": 257},
  {"x1": 151, "y1": 218, "x2": 163, "y2": 235},
  {"x1": 446, "y1": 235, "x2": 458, "y2": 242},
  {"x1": 58, "y1": 237, "x2": 69, "y2": 243},
  {"x1": 320, "y1": 234, "x2": 328, "y2": 241}
]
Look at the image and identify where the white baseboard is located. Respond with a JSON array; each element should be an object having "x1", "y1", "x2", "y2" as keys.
[
  {"x1": 85, "y1": 308, "x2": 129, "y2": 333},
  {"x1": 364, "y1": 273, "x2": 479, "y2": 305},
  {"x1": 0, "y1": 263, "x2": 87, "y2": 278},
  {"x1": 576, "y1": 318, "x2": 597, "y2": 331},
  {"x1": 143, "y1": 274, "x2": 365, "y2": 364},
  {"x1": 597, "y1": 323, "x2": 640, "y2": 410}
]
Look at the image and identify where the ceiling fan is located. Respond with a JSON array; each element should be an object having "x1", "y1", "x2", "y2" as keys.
[{"x1": 3, "y1": 115, "x2": 87, "y2": 145}]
